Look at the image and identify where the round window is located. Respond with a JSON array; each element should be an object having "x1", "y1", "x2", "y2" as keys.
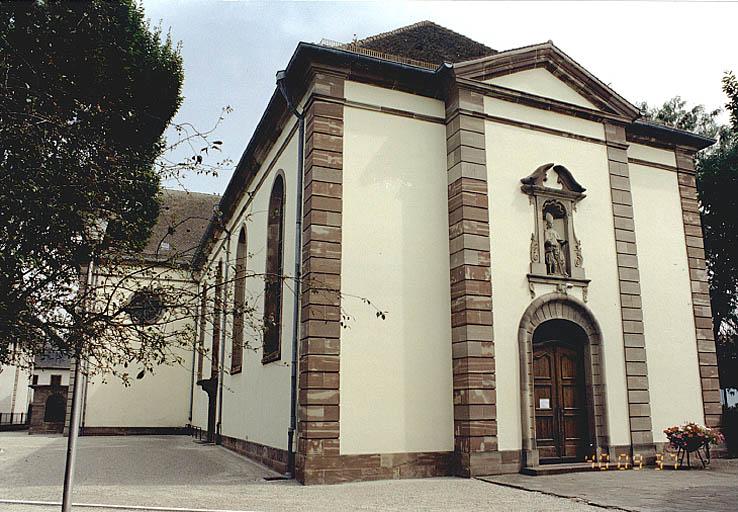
[{"x1": 125, "y1": 289, "x2": 165, "y2": 325}]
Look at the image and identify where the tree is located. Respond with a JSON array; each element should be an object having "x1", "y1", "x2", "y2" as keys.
[
  {"x1": 638, "y1": 96, "x2": 723, "y2": 139},
  {"x1": 698, "y1": 73, "x2": 738, "y2": 389},
  {"x1": 0, "y1": 1, "x2": 185, "y2": 367},
  {"x1": 640, "y1": 74, "x2": 738, "y2": 388}
]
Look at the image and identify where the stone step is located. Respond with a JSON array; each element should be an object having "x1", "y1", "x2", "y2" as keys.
[{"x1": 521, "y1": 462, "x2": 594, "y2": 476}]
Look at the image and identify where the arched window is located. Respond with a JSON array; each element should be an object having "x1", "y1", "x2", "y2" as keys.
[
  {"x1": 44, "y1": 393, "x2": 66, "y2": 423},
  {"x1": 211, "y1": 262, "x2": 223, "y2": 378},
  {"x1": 263, "y1": 174, "x2": 285, "y2": 363},
  {"x1": 231, "y1": 227, "x2": 247, "y2": 374}
]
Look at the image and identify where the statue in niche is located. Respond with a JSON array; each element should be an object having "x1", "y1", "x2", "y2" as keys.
[{"x1": 544, "y1": 212, "x2": 569, "y2": 277}]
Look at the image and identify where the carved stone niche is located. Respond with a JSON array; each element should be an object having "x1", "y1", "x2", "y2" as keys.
[{"x1": 522, "y1": 163, "x2": 590, "y2": 299}]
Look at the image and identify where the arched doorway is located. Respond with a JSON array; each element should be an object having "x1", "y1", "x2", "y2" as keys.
[
  {"x1": 44, "y1": 393, "x2": 66, "y2": 423},
  {"x1": 518, "y1": 293, "x2": 608, "y2": 467},
  {"x1": 533, "y1": 320, "x2": 590, "y2": 463}
]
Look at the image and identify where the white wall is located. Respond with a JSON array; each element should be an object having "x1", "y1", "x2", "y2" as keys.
[
  {"x1": 629, "y1": 148, "x2": 704, "y2": 440},
  {"x1": 34, "y1": 368, "x2": 70, "y2": 387},
  {"x1": 340, "y1": 82, "x2": 454, "y2": 454},
  {"x1": 83, "y1": 269, "x2": 195, "y2": 428},
  {"x1": 194, "y1": 118, "x2": 300, "y2": 450},
  {"x1": 484, "y1": 100, "x2": 632, "y2": 450},
  {"x1": 0, "y1": 364, "x2": 31, "y2": 415}
]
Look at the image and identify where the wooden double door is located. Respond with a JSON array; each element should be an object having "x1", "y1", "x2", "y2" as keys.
[{"x1": 533, "y1": 340, "x2": 589, "y2": 463}]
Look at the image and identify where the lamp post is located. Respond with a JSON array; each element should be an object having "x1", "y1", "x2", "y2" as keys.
[{"x1": 61, "y1": 216, "x2": 108, "y2": 512}]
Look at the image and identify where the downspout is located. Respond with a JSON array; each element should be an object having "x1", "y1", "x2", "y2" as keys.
[
  {"x1": 216, "y1": 228, "x2": 232, "y2": 444},
  {"x1": 188, "y1": 279, "x2": 200, "y2": 424},
  {"x1": 277, "y1": 70, "x2": 304, "y2": 479}
]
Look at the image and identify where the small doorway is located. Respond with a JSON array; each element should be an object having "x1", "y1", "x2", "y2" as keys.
[{"x1": 533, "y1": 320, "x2": 590, "y2": 464}]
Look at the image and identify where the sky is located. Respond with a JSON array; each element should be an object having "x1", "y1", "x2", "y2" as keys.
[{"x1": 141, "y1": 0, "x2": 738, "y2": 195}]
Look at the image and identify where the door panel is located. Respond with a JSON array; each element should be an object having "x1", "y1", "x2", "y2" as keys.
[
  {"x1": 533, "y1": 350, "x2": 557, "y2": 460},
  {"x1": 534, "y1": 341, "x2": 588, "y2": 463}
]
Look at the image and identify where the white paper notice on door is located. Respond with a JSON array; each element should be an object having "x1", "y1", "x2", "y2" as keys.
[{"x1": 539, "y1": 398, "x2": 551, "y2": 409}]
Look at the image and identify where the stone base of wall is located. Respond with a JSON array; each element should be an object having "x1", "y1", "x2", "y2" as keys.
[
  {"x1": 81, "y1": 426, "x2": 189, "y2": 436},
  {"x1": 220, "y1": 434, "x2": 289, "y2": 475},
  {"x1": 0, "y1": 424, "x2": 28, "y2": 432},
  {"x1": 299, "y1": 451, "x2": 454, "y2": 485}
]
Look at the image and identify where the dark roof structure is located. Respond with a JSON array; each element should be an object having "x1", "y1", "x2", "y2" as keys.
[
  {"x1": 34, "y1": 352, "x2": 71, "y2": 370},
  {"x1": 353, "y1": 20, "x2": 496, "y2": 64},
  {"x1": 141, "y1": 189, "x2": 220, "y2": 265}
]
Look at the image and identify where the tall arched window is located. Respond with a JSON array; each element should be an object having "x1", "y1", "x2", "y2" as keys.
[
  {"x1": 263, "y1": 174, "x2": 285, "y2": 363},
  {"x1": 231, "y1": 227, "x2": 247, "y2": 374},
  {"x1": 211, "y1": 262, "x2": 223, "y2": 378}
]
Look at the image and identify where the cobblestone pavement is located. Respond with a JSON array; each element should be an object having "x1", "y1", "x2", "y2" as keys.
[
  {"x1": 480, "y1": 459, "x2": 738, "y2": 512},
  {"x1": 0, "y1": 432, "x2": 596, "y2": 511}
]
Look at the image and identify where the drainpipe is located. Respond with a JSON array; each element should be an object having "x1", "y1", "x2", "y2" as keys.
[
  {"x1": 276, "y1": 69, "x2": 304, "y2": 478},
  {"x1": 216, "y1": 228, "x2": 232, "y2": 444},
  {"x1": 188, "y1": 280, "x2": 200, "y2": 424}
]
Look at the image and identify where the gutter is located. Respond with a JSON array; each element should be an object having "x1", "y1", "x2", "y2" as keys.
[{"x1": 629, "y1": 119, "x2": 716, "y2": 151}]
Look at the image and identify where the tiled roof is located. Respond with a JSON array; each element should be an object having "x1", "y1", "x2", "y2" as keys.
[
  {"x1": 354, "y1": 20, "x2": 496, "y2": 64},
  {"x1": 140, "y1": 189, "x2": 220, "y2": 265}
]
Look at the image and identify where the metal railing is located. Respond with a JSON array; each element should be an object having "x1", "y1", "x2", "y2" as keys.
[
  {"x1": 188, "y1": 423, "x2": 206, "y2": 442},
  {"x1": 0, "y1": 412, "x2": 27, "y2": 425}
]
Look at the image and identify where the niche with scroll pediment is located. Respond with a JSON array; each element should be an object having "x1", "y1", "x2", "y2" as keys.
[{"x1": 522, "y1": 163, "x2": 589, "y2": 296}]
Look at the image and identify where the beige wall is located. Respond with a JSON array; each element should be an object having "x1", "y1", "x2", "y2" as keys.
[
  {"x1": 484, "y1": 97, "x2": 604, "y2": 141},
  {"x1": 84, "y1": 268, "x2": 195, "y2": 428},
  {"x1": 191, "y1": 117, "x2": 300, "y2": 450},
  {"x1": 484, "y1": 104, "x2": 632, "y2": 450},
  {"x1": 34, "y1": 368, "x2": 70, "y2": 387},
  {"x1": 0, "y1": 364, "x2": 31, "y2": 415},
  {"x1": 340, "y1": 82, "x2": 454, "y2": 454},
  {"x1": 629, "y1": 159, "x2": 704, "y2": 440},
  {"x1": 485, "y1": 68, "x2": 598, "y2": 110}
]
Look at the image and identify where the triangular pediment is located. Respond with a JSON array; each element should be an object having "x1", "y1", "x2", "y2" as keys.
[
  {"x1": 483, "y1": 67, "x2": 597, "y2": 110},
  {"x1": 454, "y1": 42, "x2": 639, "y2": 119}
]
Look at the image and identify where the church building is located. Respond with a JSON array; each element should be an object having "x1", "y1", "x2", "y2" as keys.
[
  {"x1": 73, "y1": 21, "x2": 721, "y2": 485},
  {"x1": 187, "y1": 21, "x2": 719, "y2": 483}
]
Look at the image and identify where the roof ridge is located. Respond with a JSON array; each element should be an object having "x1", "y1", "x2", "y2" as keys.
[
  {"x1": 161, "y1": 188, "x2": 220, "y2": 198},
  {"x1": 355, "y1": 20, "x2": 495, "y2": 54},
  {"x1": 454, "y1": 40, "x2": 552, "y2": 67}
]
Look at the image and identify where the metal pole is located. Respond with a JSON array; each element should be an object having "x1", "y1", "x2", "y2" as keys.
[
  {"x1": 286, "y1": 114, "x2": 304, "y2": 478},
  {"x1": 61, "y1": 260, "x2": 93, "y2": 512}
]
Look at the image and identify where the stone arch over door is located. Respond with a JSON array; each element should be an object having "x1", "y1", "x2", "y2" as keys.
[{"x1": 518, "y1": 293, "x2": 608, "y2": 467}]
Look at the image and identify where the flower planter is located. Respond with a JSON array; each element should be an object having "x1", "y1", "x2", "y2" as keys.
[{"x1": 664, "y1": 422, "x2": 723, "y2": 469}]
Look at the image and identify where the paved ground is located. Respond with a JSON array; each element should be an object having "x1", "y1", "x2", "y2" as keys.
[
  {"x1": 0, "y1": 432, "x2": 597, "y2": 511},
  {"x1": 481, "y1": 458, "x2": 738, "y2": 512},
  {"x1": 3, "y1": 432, "x2": 736, "y2": 512}
]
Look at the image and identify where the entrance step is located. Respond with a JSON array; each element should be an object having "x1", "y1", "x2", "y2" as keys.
[{"x1": 521, "y1": 463, "x2": 593, "y2": 476}]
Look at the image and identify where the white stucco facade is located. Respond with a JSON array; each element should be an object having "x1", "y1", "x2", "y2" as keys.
[
  {"x1": 340, "y1": 82, "x2": 454, "y2": 455},
  {"x1": 190, "y1": 117, "x2": 301, "y2": 451},
  {"x1": 0, "y1": 364, "x2": 31, "y2": 416},
  {"x1": 484, "y1": 108, "x2": 631, "y2": 450},
  {"x1": 83, "y1": 268, "x2": 196, "y2": 429},
  {"x1": 629, "y1": 147, "x2": 705, "y2": 441}
]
